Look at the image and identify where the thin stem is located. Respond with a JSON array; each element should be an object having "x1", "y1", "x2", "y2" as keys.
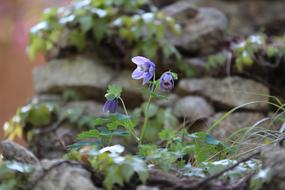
[
  {"x1": 140, "y1": 95, "x2": 152, "y2": 144},
  {"x1": 140, "y1": 73, "x2": 156, "y2": 144},
  {"x1": 118, "y1": 97, "x2": 139, "y2": 142}
]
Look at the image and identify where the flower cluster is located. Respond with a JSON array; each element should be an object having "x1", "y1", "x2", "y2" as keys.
[{"x1": 103, "y1": 56, "x2": 177, "y2": 113}]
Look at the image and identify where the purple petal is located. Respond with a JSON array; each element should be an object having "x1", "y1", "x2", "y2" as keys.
[
  {"x1": 132, "y1": 68, "x2": 145, "y2": 79},
  {"x1": 109, "y1": 100, "x2": 118, "y2": 113},
  {"x1": 159, "y1": 72, "x2": 174, "y2": 91},
  {"x1": 131, "y1": 56, "x2": 151, "y2": 66},
  {"x1": 142, "y1": 73, "x2": 153, "y2": 85},
  {"x1": 103, "y1": 100, "x2": 111, "y2": 113}
]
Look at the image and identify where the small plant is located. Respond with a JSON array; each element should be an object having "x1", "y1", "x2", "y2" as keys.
[
  {"x1": 77, "y1": 56, "x2": 178, "y2": 146},
  {"x1": 0, "y1": 160, "x2": 33, "y2": 190},
  {"x1": 3, "y1": 103, "x2": 56, "y2": 140},
  {"x1": 206, "y1": 34, "x2": 285, "y2": 72},
  {"x1": 27, "y1": 0, "x2": 181, "y2": 64},
  {"x1": 65, "y1": 144, "x2": 148, "y2": 190}
]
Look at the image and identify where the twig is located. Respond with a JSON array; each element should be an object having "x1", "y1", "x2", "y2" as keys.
[
  {"x1": 173, "y1": 150, "x2": 260, "y2": 190},
  {"x1": 193, "y1": 151, "x2": 260, "y2": 189}
]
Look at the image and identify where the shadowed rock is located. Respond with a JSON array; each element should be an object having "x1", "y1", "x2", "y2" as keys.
[
  {"x1": 163, "y1": 1, "x2": 227, "y2": 55},
  {"x1": 177, "y1": 77, "x2": 269, "y2": 111},
  {"x1": 173, "y1": 96, "x2": 214, "y2": 123},
  {"x1": 1, "y1": 140, "x2": 39, "y2": 165}
]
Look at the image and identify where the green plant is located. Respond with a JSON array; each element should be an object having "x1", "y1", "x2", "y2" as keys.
[
  {"x1": 206, "y1": 34, "x2": 285, "y2": 72},
  {"x1": 0, "y1": 161, "x2": 33, "y2": 190},
  {"x1": 27, "y1": 0, "x2": 181, "y2": 64},
  {"x1": 65, "y1": 145, "x2": 148, "y2": 190},
  {"x1": 4, "y1": 103, "x2": 56, "y2": 140}
]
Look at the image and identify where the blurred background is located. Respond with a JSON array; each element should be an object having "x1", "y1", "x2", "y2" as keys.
[
  {"x1": 2, "y1": 0, "x2": 285, "y2": 141},
  {"x1": 0, "y1": 0, "x2": 70, "y2": 139}
]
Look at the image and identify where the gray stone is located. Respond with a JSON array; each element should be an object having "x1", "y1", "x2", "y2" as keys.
[
  {"x1": 155, "y1": 94, "x2": 179, "y2": 108},
  {"x1": 164, "y1": 2, "x2": 227, "y2": 55},
  {"x1": 0, "y1": 140, "x2": 39, "y2": 165},
  {"x1": 33, "y1": 56, "x2": 114, "y2": 100},
  {"x1": 29, "y1": 123, "x2": 78, "y2": 159},
  {"x1": 209, "y1": 112, "x2": 267, "y2": 140},
  {"x1": 136, "y1": 185, "x2": 159, "y2": 190},
  {"x1": 183, "y1": 58, "x2": 209, "y2": 77},
  {"x1": 30, "y1": 160, "x2": 100, "y2": 190},
  {"x1": 188, "y1": 0, "x2": 285, "y2": 35},
  {"x1": 260, "y1": 146, "x2": 285, "y2": 190},
  {"x1": 110, "y1": 70, "x2": 144, "y2": 108},
  {"x1": 63, "y1": 101, "x2": 105, "y2": 117},
  {"x1": 173, "y1": 96, "x2": 214, "y2": 122},
  {"x1": 177, "y1": 77, "x2": 269, "y2": 111}
]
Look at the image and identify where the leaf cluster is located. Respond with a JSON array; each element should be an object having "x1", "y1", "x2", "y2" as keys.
[
  {"x1": 65, "y1": 145, "x2": 148, "y2": 190},
  {"x1": 207, "y1": 34, "x2": 285, "y2": 72},
  {"x1": 0, "y1": 161, "x2": 33, "y2": 190},
  {"x1": 27, "y1": 0, "x2": 181, "y2": 62},
  {"x1": 4, "y1": 103, "x2": 56, "y2": 140}
]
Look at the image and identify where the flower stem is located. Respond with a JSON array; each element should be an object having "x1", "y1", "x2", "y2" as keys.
[
  {"x1": 140, "y1": 74, "x2": 157, "y2": 144},
  {"x1": 118, "y1": 97, "x2": 140, "y2": 142},
  {"x1": 139, "y1": 95, "x2": 152, "y2": 144}
]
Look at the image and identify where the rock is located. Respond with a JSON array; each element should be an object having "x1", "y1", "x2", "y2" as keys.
[
  {"x1": 184, "y1": 58, "x2": 208, "y2": 77},
  {"x1": 177, "y1": 77, "x2": 269, "y2": 111},
  {"x1": 173, "y1": 96, "x2": 214, "y2": 122},
  {"x1": 29, "y1": 123, "x2": 78, "y2": 159},
  {"x1": 0, "y1": 140, "x2": 39, "y2": 165},
  {"x1": 189, "y1": 0, "x2": 285, "y2": 35},
  {"x1": 136, "y1": 185, "x2": 159, "y2": 190},
  {"x1": 30, "y1": 160, "x2": 100, "y2": 190},
  {"x1": 209, "y1": 112, "x2": 268, "y2": 140},
  {"x1": 33, "y1": 56, "x2": 114, "y2": 101},
  {"x1": 110, "y1": 70, "x2": 144, "y2": 108},
  {"x1": 152, "y1": 0, "x2": 178, "y2": 8},
  {"x1": 260, "y1": 146, "x2": 285, "y2": 190},
  {"x1": 62, "y1": 101, "x2": 105, "y2": 117},
  {"x1": 163, "y1": 2, "x2": 227, "y2": 55},
  {"x1": 155, "y1": 94, "x2": 179, "y2": 108}
]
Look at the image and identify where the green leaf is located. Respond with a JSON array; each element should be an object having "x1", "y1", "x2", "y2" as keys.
[
  {"x1": 79, "y1": 16, "x2": 93, "y2": 32},
  {"x1": 120, "y1": 163, "x2": 134, "y2": 181},
  {"x1": 20, "y1": 104, "x2": 53, "y2": 126},
  {"x1": 99, "y1": 129, "x2": 129, "y2": 137},
  {"x1": 69, "y1": 30, "x2": 86, "y2": 50},
  {"x1": 159, "y1": 128, "x2": 177, "y2": 142},
  {"x1": 129, "y1": 156, "x2": 148, "y2": 183},
  {"x1": 250, "y1": 168, "x2": 272, "y2": 190},
  {"x1": 67, "y1": 141, "x2": 102, "y2": 150},
  {"x1": 77, "y1": 129, "x2": 100, "y2": 140},
  {"x1": 106, "y1": 85, "x2": 122, "y2": 99},
  {"x1": 104, "y1": 165, "x2": 124, "y2": 190},
  {"x1": 205, "y1": 134, "x2": 220, "y2": 145}
]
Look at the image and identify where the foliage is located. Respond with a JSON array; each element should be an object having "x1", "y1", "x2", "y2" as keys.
[
  {"x1": 3, "y1": 103, "x2": 56, "y2": 140},
  {"x1": 132, "y1": 103, "x2": 178, "y2": 142},
  {"x1": 206, "y1": 52, "x2": 227, "y2": 71},
  {"x1": 138, "y1": 131, "x2": 233, "y2": 171},
  {"x1": 207, "y1": 34, "x2": 285, "y2": 72},
  {"x1": 65, "y1": 145, "x2": 148, "y2": 190},
  {"x1": 250, "y1": 168, "x2": 272, "y2": 190},
  {"x1": 105, "y1": 85, "x2": 122, "y2": 100},
  {"x1": 0, "y1": 161, "x2": 33, "y2": 190},
  {"x1": 181, "y1": 159, "x2": 260, "y2": 183},
  {"x1": 27, "y1": 0, "x2": 181, "y2": 63}
]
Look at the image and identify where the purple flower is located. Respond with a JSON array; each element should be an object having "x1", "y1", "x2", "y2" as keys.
[
  {"x1": 103, "y1": 98, "x2": 118, "y2": 113},
  {"x1": 131, "y1": 56, "x2": 155, "y2": 85},
  {"x1": 159, "y1": 72, "x2": 174, "y2": 92}
]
